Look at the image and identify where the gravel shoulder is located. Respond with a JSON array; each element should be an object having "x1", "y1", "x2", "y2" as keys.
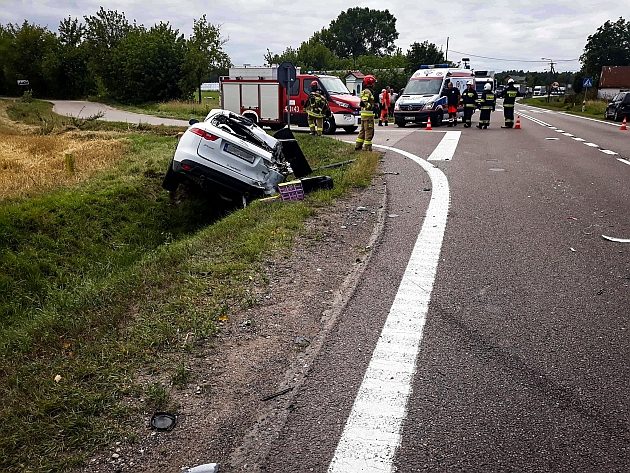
[{"x1": 77, "y1": 167, "x2": 387, "y2": 473}]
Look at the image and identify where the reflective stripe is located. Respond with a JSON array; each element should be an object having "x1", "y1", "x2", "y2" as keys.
[
  {"x1": 355, "y1": 138, "x2": 364, "y2": 143},
  {"x1": 503, "y1": 104, "x2": 514, "y2": 108},
  {"x1": 360, "y1": 112, "x2": 375, "y2": 118},
  {"x1": 364, "y1": 140, "x2": 372, "y2": 145}
]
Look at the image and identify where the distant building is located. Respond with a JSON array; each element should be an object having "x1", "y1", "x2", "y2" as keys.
[
  {"x1": 597, "y1": 66, "x2": 630, "y2": 100},
  {"x1": 200, "y1": 82, "x2": 220, "y2": 92},
  {"x1": 344, "y1": 71, "x2": 365, "y2": 95}
]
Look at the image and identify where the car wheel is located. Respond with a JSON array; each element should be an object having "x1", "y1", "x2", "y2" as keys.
[
  {"x1": 433, "y1": 112, "x2": 443, "y2": 127},
  {"x1": 323, "y1": 117, "x2": 337, "y2": 134},
  {"x1": 343, "y1": 126, "x2": 358, "y2": 133},
  {"x1": 162, "y1": 158, "x2": 179, "y2": 192}
]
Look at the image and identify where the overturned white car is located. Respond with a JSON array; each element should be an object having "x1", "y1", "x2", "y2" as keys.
[{"x1": 162, "y1": 109, "x2": 320, "y2": 202}]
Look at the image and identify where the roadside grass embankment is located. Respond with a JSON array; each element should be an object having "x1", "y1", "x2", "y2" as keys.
[
  {"x1": 520, "y1": 96, "x2": 608, "y2": 120},
  {"x1": 106, "y1": 92, "x2": 220, "y2": 121},
  {"x1": 0, "y1": 98, "x2": 378, "y2": 472}
]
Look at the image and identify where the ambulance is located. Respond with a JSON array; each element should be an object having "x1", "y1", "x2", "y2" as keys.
[
  {"x1": 220, "y1": 66, "x2": 361, "y2": 134},
  {"x1": 393, "y1": 65, "x2": 475, "y2": 127}
]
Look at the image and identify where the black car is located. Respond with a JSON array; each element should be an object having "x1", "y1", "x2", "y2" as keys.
[{"x1": 604, "y1": 91, "x2": 630, "y2": 121}]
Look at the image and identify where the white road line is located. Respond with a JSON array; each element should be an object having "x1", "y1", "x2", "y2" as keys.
[
  {"x1": 584, "y1": 142, "x2": 599, "y2": 147},
  {"x1": 600, "y1": 149, "x2": 618, "y2": 155},
  {"x1": 618, "y1": 158, "x2": 630, "y2": 166},
  {"x1": 558, "y1": 111, "x2": 622, "y2": 127},
  {"x1": 555, "y1": 129, "x2": 565, "y2": 133},
  {"x1": 428, "y1": 131, "x2": 461, "y2": 161},
  {"x1": 563, "y1": 133, "x2": 574, "y2": 137},
  {"x1": 573, "y1": 137, "x2": 585, "y2": 141},
  {"x1": 328, "y1": 144, "x2": 451, "y2": 473}
]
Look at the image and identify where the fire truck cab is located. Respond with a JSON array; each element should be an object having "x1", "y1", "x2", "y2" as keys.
[{"x1": 220, "y1": 67, "x2": 361, "y2": 134}]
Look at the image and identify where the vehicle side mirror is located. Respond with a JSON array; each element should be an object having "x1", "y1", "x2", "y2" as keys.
[{"x1": 189, "y1": 118, "x2": 199, "y2": 125}]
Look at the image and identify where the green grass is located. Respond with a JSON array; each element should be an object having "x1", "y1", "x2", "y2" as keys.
[
  {"x1": 108, "y1": 92, "x2": 221, "y2": 121},
  {"x1": 520, "y1": 96, "x2": 608, "y2": 119},
  {"x1": 0, "y1": 103, "x2": 379, "y2": 471}
]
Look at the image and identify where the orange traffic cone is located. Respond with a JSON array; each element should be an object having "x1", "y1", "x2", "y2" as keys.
[
  {"x1": 426, "y1": 116, "x2": 433, "y2": 131},
  {"x1": 514, "y1": 115, "x2": 521, "y2": 129},
  {"x1": 620, "y1": 116, "x2": 628, "y2": 131}
]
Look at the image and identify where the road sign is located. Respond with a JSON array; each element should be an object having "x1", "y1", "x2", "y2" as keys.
[
  {"x1": 17, "y1": 79, "x2": 29, "y2": 86},
  {"x1": 582, "y1": 77, "x2": 593, "y2": 88},
  {"x1": 277, "y1": 62, "x2": 296, "y2": 89}
]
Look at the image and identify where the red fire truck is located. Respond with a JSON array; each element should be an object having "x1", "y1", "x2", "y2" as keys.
[{"x1": 220, "y1": 66, "x2": 361, "y2": 134}]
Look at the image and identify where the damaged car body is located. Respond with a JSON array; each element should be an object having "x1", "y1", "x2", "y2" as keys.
[{"x1": 162, "y1": 109, "x2": 329, "y2": 203}]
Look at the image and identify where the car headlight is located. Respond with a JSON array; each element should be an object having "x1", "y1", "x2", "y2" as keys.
[
  {"x1": 394, "y1": 102, "x2": 401, "y2": 111},
  {"x1": 423, "y1": 102, "x2": 434, "y2": 110},
  {"x1": 333, "y1": 100, "x2": 351, "y2": 109}
]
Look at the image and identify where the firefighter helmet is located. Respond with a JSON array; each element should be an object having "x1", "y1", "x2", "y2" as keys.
[
  {"x1": 507, "y1": 78, "x2": 514, "y2": 84},
  {"x1": 484, "y1": 83, "x2": 492, "y2": 91},
  {"x1": 363, "y1": 75, "x2": 376, "y2": 87},
  {"x1": 310, "y1": 80, "x2": 319, "y2": 90},
  {"x1": 466, "y1": 80, "x2": 473, "y2": 86}
]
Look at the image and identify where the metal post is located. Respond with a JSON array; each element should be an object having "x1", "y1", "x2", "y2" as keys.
[{"x1": 287, "y1": 76, "x2": 291, "y2": 129}]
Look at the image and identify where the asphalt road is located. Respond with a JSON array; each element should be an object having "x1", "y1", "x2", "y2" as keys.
[{"x1": 258, "y1": 105, "x2": 630, "y2": 472}]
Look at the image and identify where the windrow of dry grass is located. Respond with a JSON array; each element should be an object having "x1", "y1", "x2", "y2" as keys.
[{"x1": 0, "y1": 132, "x2": 128, "y2": 199}]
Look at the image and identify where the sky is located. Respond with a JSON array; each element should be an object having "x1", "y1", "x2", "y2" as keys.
[{"x1": 1, "y1": 0, "x2": 626, "y2": 73}]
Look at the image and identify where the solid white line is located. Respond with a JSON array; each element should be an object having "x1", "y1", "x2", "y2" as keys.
[
  {"x1": 617, "y1": 159, "x2": 630, "y2": 166},
  {"x1": 428, "y1": 131, "x2": 461, "y2": 161},
  {"x1": 558, "y1": 111, "x2": 622, "y2": 127},
  {"x1": 328, "y1": 144, "x2": 451, "y2": 473}
]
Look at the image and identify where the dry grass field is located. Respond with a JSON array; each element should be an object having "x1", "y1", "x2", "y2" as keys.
[{"x1": 0, "y1": 102, "x2": 128, "y2": 199}]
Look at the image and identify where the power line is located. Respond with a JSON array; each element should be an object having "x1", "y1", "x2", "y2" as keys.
[{"x1": 448, "y1": 49, "x2": 579, "y2": 63}]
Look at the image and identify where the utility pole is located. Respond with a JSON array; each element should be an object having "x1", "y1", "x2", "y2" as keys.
[{"x1": 541, "y1": 58, "x2": 556, "y2": 102}]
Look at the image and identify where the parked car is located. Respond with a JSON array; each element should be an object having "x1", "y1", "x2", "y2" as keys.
[
  {"x1": 605, "y1": 91, "x2": 630, "y2": 121},
  {"x1": 162, "y1": 109, "x2": 318, "y2": 204}
]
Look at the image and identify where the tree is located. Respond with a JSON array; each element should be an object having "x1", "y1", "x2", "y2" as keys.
[
  {"x1": 580, "y1": 17, "x2": 630, "y2": 84},
  {"x1": 182, "y1": 15, "x2": 231, "y2": 103},
  {"x1": 84, "y1": 8, "x2": 134, "y2": 97},
  {"x1": 112, "y1": 22, "x2": 186, "y2": 103},
  {"x1": 319, "y1": 8, "x2": 398, "y2": 61},
  {"x1": 405, "y1": 41, "x2": 444, "y2": 72}
]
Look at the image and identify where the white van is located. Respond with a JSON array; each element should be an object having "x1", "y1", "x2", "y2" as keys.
[{"x1": 393, "y1": 65, "x2": 475, "y2": 127}]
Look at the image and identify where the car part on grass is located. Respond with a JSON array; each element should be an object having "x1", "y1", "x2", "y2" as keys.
[{"x1": 150, "y1": 412, "x2": 177, "y2": 431}]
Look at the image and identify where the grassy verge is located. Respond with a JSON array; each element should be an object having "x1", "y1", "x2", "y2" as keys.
[
  {"x1": 105, "y1": 92, "x2": 220, "y2": 121},
  {"x1": 0, "y1": 101, "x2": 379, "y2": 471},
  {"x1": 520, "y1": 96, "x2": 608, "y2": 119}
]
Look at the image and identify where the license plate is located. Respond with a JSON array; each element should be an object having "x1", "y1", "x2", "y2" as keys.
[{"x1": 405, "y1": 116, "x2": 415, "y2": 121}]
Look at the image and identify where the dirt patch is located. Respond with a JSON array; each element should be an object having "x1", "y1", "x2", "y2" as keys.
[{"x1": 77, "y1": 173, "x2": 388, "y2": 472}]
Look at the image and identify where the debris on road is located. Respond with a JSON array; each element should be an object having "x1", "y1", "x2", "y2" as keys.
[
  {"x1": 150, "y1": 412, "x2": 177, "y2": 431},
  {"x1": 183, "y1": 463, "x2": 220, "y2": 473},
  {"x1": 260, "y1": 387, "x2": 293, "y2": 402}
]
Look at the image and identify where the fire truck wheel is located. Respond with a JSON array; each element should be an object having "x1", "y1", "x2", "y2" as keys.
[
  {"x1": 343, "y1": 126, "x2": 358, "y2": 133},
  {"x1": 323, "y1": 117, "x2": 337, "y2": 135}
]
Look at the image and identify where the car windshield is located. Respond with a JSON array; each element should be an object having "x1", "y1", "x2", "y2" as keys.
[
  {"x1": 403, "y1": 78, "x2": 443, "y2": 95},
  {"x1": 319, "y1": 76, "x2": 351, "y2": 95}
]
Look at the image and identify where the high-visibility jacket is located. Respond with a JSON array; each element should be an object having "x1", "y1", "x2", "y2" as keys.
[
  {"x1": 461, "y1": 88, "x2": 478, "y2": 108},
  {"x1": 359, "y1": 88, "x2": 375, "y2": 119},
  {"x1": 480, "y1": 90, "x2": 495, "y2": 110},
  {"x1": 379, "y1": 90, "x2": 390, "y2": 108},
  {"x1": 503, "y1": 85, "x2": 518, "y2": 107},
  {"x1": 305, "y1": 91, "x2": 328, "y2": 118}
]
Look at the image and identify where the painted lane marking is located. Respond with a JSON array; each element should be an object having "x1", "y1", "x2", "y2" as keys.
[
  {"x1": 600, "y1": 149, "x2": 618, "y2": 155},
  {"x1": 573, "y1": 137, "x2": 586, "y2": 142},
  {"x1": 584, "y1": 142, "x2": 599, "y2": 147},
  {"x1": 428, "y1": 131, "x2": 461, "y2": 161},
  {"x1": 563, "y1": 133, "x2": 574, "y2": 137},
  {"x1": 555, "y1": 129, "x2": 565, "y2": 133},
  {"x1": 328, "y1": 144, "x2": 451, "y2": 473},
  {"x1": 558, "y1": 111, "x2": 622, "y2": 127},
  {"x1": 618, "y1": 158, "x2": 630, "y2": 166}
]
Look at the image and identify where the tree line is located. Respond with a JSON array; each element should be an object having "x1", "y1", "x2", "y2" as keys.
[
  {"x1": 0, "y1": 8, "x2": 231, "y2": 103},
  {"x1": 0, "y1": 6, "x2": 626, "y2": 103}
]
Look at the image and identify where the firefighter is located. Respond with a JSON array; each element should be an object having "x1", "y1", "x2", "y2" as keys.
[
  {"x1": 477, "y1": 82, "x2": 495, "y2": 129},
  {"x1": 461, "y1": 80, "x2": 477, "y2": 128},
  {"x1": 305, "y1": 80, "x2": 328, "y2": 136},
  {"x1": 379, "y1": 87, "x2": 390, "y2": 126},
  {"x1": 441, "y1": 81, "x2": 461, "y2": 126},
  {"x1": 502, "y1": 78, "x2": 518, "y2": 128},
  {"x1": 355, "y1": 74, "x2": 376, "y2": 151}
]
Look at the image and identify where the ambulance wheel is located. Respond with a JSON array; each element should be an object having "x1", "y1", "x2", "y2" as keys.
[
  {"x1": 433, "y1": 112, "x2": 443, "y2": 127},
  {"x1": 323, "y1": 117, "x2": 337, "y2": 134},
  {"x1": 343, "y1": 126, "x2": 358, "y2": 133}
]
